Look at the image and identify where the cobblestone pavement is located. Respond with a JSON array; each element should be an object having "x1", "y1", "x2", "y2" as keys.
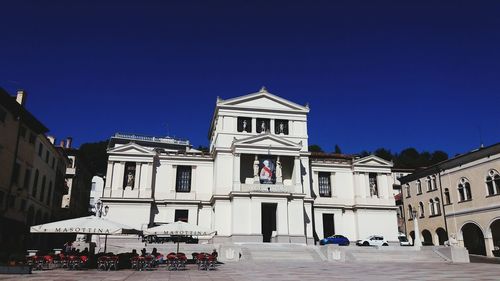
[{"x1": 1, "y1": 261, "x2": 500, "y2": 281}]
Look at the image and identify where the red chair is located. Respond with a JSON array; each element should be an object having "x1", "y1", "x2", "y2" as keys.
[
  {"x1": 176, "y1": 253, "x2": 187, "y2": 270},
  {"x1": 130, "y1": 256, "x2": 139, "y2": 270},
  {"x1": 166, "y1": 253, "x2": 177, "y2": 271},
  {"x1": 97, "y1": 256, "x2": 109, "y2": 271},
  {"x1": 108, "y1": 256, "x2": 119, "y2": 270}
]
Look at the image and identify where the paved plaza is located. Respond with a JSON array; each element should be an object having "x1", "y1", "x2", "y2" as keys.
[{"x1": 1, "y1": 261, "x2": 500, "y2": 281}]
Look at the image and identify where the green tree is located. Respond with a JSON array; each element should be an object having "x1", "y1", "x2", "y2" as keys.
[
  {"x1": 374, "y1": 148, "x2": 393, "y2": 161},
  {"x1": 79, "y1": 140, "x2": 109, "y2": 175},
  {"x1": 430, "y1": 150, "x2": 448, "y2": 164},
  {"x1": 395, "y1": 148, "x2": 420, "y2": 168},
  {"x1": 308, "y1": 144, "x2": 324, "y2": 153},
  {"x1": 334, "y1": 144, "x2": 342, "y2": 154}
]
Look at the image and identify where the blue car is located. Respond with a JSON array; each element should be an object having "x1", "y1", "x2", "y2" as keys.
[{"x1": 320, "y1": 235, "x2": 350, "y2": 246}]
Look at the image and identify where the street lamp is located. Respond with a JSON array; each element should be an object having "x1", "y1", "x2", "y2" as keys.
[
  {"x1": 412, "y1": 210, "x2": 422, "y2": 247},
  {"x1": 95, "y1": 200, "x2": 109, "y2": 218}
]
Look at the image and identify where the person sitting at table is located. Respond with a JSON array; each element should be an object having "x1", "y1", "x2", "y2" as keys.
[
  {"x1": 80, "y1": 247, "x2": 89, "y2": 256},
  {"x1": 140, "y1": 248, "x2": 148, "y2": 257},
  {"x1": 131, "y1": 249, "x2": 138, "y2": 256},
  {"x1": 211, "y1": 249, "x2": 218, "y2": 258}
]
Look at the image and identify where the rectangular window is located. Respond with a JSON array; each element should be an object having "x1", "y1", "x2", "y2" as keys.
[
  {"x1": 12, "y1": 163, "x2": 20, "y2": 185},
  {"x1": 176, "y1": 166, "x2": 192, "y2": 192},
  {"x1": 38, "y1": 143, "x2": 43, "y2": 157},
  {"x1": 51, "y1": 158, "x2": 55, "y2": 169},
  {"x1": 40, "y1": 175, "x2": 46, "y2": 201},
  {"x1": 174, "y1": 209, "x2": 189, "y2": 222},
  {"x1": 19, "y1": 199, "x2": 26, "y2": 211},
  {"x1": 46, "y1": 181, "x2": 53, "y2": 205},
  {"x1": 8, "y1": 195, "x2": 15, "y2": 208},
  {"x1": 20, "y1": 126, "x2": 27, "y2": 138},
  {"x1": 23, "y1": 168, "x2": 32, "y2": 189},
  {"x1": 318, "y1": 172, "x2": 332, "y2": 197},
  {"x1": 0, "y1": 107, "x2": 6, "y2": 123},
  {"x1": 45, "y1": 151, "x2": 49, "y2": 163},
  {"x1": 32, "y1": 170, "x2": 39, "y2": 197},
  {"x1": 0, "y1": 191, "x2": 4, "y2": 208},
  {"x1": 29, "y1": 133, "x2": 36, "y2": 144}
]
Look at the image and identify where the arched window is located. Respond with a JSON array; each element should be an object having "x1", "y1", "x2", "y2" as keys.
[
  {"x1": 429, "y1": 199, "x2": 435, "y2": 215},
  {"x1": 444, "y1": 188, "x2": 451, "y2": 205},
  {"x1": 458, "y1": 178, "x2": 472, "y2": 201},
  {"x1": 416, "y1": 180, "x2": 422, "y2": 194},
  {"x1": 434, "y1": 197, "x2": 441, "y2": 215},
  {"x1": 419, "y1": 202, "x2": 425, "y2": 218},
  {"x1": 486, "y1": 170, "x2": 499, "y2": 196},
  {"x1": 405, "y1": 184, "x2": 411, "y2": 198},
  {"x1": 432, "y1": 176, "x2": 437, "y2": 190},
  {"x1": 408, "y1": 204, "x2": 413, "y2": 219},
  {"x1": 426, "y1": 177, "x2": 432, "y2": 192}
]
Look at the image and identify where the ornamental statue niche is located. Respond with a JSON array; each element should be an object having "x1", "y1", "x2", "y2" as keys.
[
  {"x1": 256, "y1": 118, "x2": 270, "y2": 134},
  {"x1": 123, "y1": 162, "x2": 136, "y2": 190},
  {"x1": 275, "y1": 120, "x2": 289, "y2": 135},
  {"x1": 237, "y1": 117, "x2": 252, "y2": 133}
]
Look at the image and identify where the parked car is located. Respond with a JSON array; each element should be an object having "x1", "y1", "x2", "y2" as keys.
[
  {"x1": 320, "y1": 235, "x2": 350, "y2": 246},
  {"x1": 356, "y1": 235, "x2": 389, "y2": 246},
  {"x1": 398, "y1": 235, "x2": 411, "y2": 246}
]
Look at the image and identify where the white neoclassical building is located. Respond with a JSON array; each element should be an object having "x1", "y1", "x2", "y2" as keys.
[{"x1": 101, "y1": 88, "x2": 398, "y2": 244}]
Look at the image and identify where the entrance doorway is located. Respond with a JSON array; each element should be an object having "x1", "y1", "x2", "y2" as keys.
[
  {"x1": 261, "y1": 203, "x2": 277, "y2": 242},
  {"x1": 322, "y1": 214, "x2": 335, "y2": 238}
]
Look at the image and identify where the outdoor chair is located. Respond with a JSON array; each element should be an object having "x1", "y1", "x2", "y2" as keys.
[
  {"x1": 166, "y1": 253, "x2": 178, "y2": 271},
  {"x1": 130, "y1": 256, "x2": 139, "y2": 270}
]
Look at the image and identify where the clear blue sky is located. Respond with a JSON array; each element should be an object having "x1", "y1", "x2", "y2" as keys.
[{"x1": 1, "y1": 0, "x2": 499, "y2": 155}]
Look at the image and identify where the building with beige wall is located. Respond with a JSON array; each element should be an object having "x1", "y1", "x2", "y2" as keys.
[
  {"x1": 0, "y1": 88, "x2": 68, "y2": 255},
  {"x1": 401, "y1": 143, "x2": 500, "y2": 257}
]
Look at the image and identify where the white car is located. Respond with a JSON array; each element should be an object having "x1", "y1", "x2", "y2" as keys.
[
  {"x1": 398, "y1": 235, "x2": 411, "y2": 246},
  {"x1": 356, "y1": 235, "x2": 389, "y2": 246}
]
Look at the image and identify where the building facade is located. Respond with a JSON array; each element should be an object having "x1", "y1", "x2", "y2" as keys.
[
  {"x1": 0, "y1": 88, "x2": 68, "y2": 255},
  {"x1": 101, "y1": 88, "x2": 399, "y2": 244},
  {"x1": 401, "y1": 143, "x2": 500, "y2": 257}
]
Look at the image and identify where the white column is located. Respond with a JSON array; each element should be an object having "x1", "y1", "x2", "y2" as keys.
[
  {"x1": 233, "y1": 153, "x2": 241, "y2": 191},
  {"x1": 270, "y1": 119, "x2": 275, "y2": 134},
  {"x1": 134, "y1": 163, "x2": 141, "y2": 190},
  {"x1": 105, "y1": 162, "x2": 113, "y2": 188},
  {"x1": 413, "y1": 215, "x2": 423, "y2": 247},
  {"x1": 330, "y1": 173, "x2": 336, "y2": 197},
  {"x1": 171, "y1": 165, "x2": 178, "y2": 193},
  {"x1": 251, "y1": 118, "x2": 256, "y2": 133},
  {"x1": 294, "y1": 157, "x2": 302, "y2": 193}
]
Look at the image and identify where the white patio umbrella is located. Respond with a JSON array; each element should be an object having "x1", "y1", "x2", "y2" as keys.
[
  {"x1": 144, "y1": 221, "x2": 216, "y2": 253},
  {"x1": 30, "y1": 216, "x2": 139, "y2": 252}
]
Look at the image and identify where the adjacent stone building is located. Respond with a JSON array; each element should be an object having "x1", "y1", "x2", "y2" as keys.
[
  {"x1": 400, "y1": 143, "x2": 500, "y2": 257},
  {"x1": 0, "y1": 88, "x2": 68, "y2": 255}
]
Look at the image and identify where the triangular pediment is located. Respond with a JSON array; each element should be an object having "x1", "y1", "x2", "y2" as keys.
[
  {"x1": 353, "y1": 155, "x2": 393, "y2": 167},
  {"x1": 218, "y1": 88, "x2": 309, "y2": 112},
  {"x1": 233, "y1": 133, "x2": 302, "y2": 150},
  {"x1": 108, "y1": 142, "x2": 156, "y2": 155}
]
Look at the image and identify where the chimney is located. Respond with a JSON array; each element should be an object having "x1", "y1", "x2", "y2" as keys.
[
  {"x1": 47, "y1": 135, "x2": 56, "y2": 145},
  {"x1": 16, "y1": 90, "x2": 27, "y2": 106},
  {"x1": 66, "y1": 137, "x2": 73, "y2": 149},
  {"x1": 59, "y1": 140, "x2": 65, "y2": 147}
]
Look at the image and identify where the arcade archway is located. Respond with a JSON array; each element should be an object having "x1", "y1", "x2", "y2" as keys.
[
  {"x1": 422, "y1": 229, "x2": 433, "y2": 245},
  {"x1": 461, "y1": 222, "x2": 486, "y2": 256},
  {"x1": 436, "y1": 227, "x2": 447, "y2": 245}
]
